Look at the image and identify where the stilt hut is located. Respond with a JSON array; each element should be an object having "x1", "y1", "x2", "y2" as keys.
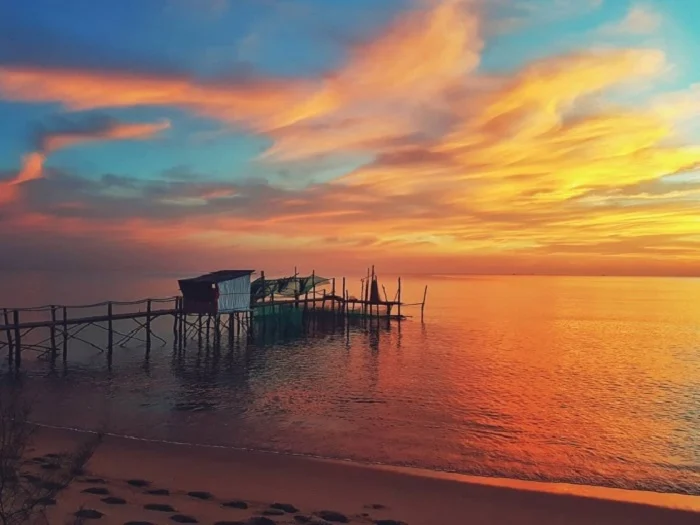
[{"x1": 178, "y1": 270, "x2": 254, "y2": 315}]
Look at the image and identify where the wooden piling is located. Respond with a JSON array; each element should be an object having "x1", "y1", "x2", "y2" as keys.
[
  {"x1": 228, "y1": 312, "x2": 234, "y2": 348},
  {"x1": 13, "y1": 309, "x2": 20, "y2": 369},
  {"x1": 206, "y1": 315, "x2": 211, "y2": 348},
  {"x1": 179, "y1": 299, "x2": 186, "y2": 349},
  {"x1": 62, "y1": 306, "x2": 68, "y2": 362},
  {"x1": 50, "y1": 305, "x2": 57, "y2": 357},
  {"x1": 198, "y1": 314, "x2": 203, "y2": 348},
  {"x1": 107, "y1": 302, "x2": 113, "y2": 362},
  {"x1": 173, "y1": 298, "x2": 179, "y2": 342},
  {"x1": 311, "y1": 270, "x2": 316, "y2": 311},
  {"x1": 331, "y1": 278, "x2": 336, "y2": 313},
  {"x1": 341, "y1": 277, "x2": 346, "y2": 317},
  {"x1": 3, "y1": 308, "x2": 13, "y2": 365},
  {"x1": 364, "y1": 268, "x2": 370, "y2": 315},
  {"x1": 146, "y1": 299, "x2": 152, "y2": 353},
  {"x1": 421, "y1": 285, "x2": 428, "y2": 321},
  {"x1": 397, "y1": 277, "x2": 402, "y2": 320}
]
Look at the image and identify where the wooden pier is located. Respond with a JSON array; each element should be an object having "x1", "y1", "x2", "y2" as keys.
[{"x1": 0, "y1": 267, "x2": 427, "y2": 371}]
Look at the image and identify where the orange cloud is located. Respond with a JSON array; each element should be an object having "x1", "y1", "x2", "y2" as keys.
[{"x1": 1, "y1": 0, "x2": 699, "y2": 275}]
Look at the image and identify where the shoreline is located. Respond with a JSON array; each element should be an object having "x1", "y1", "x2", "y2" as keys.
[{"x1": 28, "y1": 425, "x2": 700, "y2": 525}]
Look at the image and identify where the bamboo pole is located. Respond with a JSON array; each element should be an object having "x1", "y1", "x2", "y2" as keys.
[
  {"x1": 421, "y1": 285, "x2": 428, "y2": 322},
  {"x1": 13, "y1": 310, "x2": 21, "y2": 369},
  {"x1": 62, "y1": 306, "x2": 68, "y2": 362},
  {"x1": 4, "y1": 308, "x2": 13, "y2": 366}
]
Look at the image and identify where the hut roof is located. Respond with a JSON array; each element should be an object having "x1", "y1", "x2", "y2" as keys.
[{"x1": 179, "y1": 270, "x2": 254, "y2": 284}]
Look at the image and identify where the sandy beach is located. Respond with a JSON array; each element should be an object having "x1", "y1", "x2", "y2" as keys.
[{"x1": 17, "y1": 425, "x2": 700, "y2": 525}]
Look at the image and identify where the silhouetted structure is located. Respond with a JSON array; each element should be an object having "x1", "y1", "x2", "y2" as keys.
[{"x1": 0, "y1": 266, "x2": 427, "y2": 371}]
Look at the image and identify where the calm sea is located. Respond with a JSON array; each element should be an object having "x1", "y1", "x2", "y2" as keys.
[{"x1": 2, "y1": 273, "x2": 700, "y2": 495}]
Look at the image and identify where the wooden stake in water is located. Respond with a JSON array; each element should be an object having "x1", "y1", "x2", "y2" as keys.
[
  {"x1": 62, "y1": 306, "x2": 68, "y2": 362},
  {"x1": 397, "y1": 277, "x2": 402, "y2": 321},
  {"x1": 421, "y1": 285, "x2": 428, "y2": 322},
  {"x1": 107, "y1": 302, "x2": 113, "y2": 362},
  {"x1": 3, "y1": 308, "x2": 13, "y2": 366},
  {"x1": 13, "y1": 309, "x2": 21, "y2": 370},
  {"x1": 50, "y1": 305, "x2": 57, "y2": 359},
  {"x1": 146, "y1": 299, "x2": 152, "y2": 354}
]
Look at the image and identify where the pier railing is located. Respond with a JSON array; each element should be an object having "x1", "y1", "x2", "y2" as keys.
[
  {"x1": 1, "y1": 296, "x2": 180, "y2": 369},
  {"x1": 1, "y1": 268, "x2": 428, "y2": 371}
]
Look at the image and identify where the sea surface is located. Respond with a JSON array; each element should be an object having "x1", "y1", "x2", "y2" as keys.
[{"x1": 1, "y1": 273, "x2": 700, "y2": 496}]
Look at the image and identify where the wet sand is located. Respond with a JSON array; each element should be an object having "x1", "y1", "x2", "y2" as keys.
[{"x1": 25, "y1": 426, "x2": 700, "y2": 525}]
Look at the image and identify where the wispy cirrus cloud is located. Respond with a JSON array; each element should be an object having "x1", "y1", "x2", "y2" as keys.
[
  {"x1": 0, "y1": 116, "x2": 170, "y2": 204},
  {"x1": 600, "y1": 4, "x2": 663, "y2": 36},
  {"x1": 0, "y1": 0, "x2": 699, "y2": 275}
]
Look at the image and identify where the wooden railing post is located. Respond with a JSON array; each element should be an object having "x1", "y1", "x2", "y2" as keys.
[
  {"x1": 146, "y1": 299, "x2": 152, "y2": 354},
  {"x1": 62, "y1": 306, "x2": 68, "y2": 362},
  {"x1": 13, "y1": 309, "x2": 21, "y2": 370},
  {"x1": 341, "y1": 277, "x2": 346, "y2": 318},
  {"x1": 50, "y1": 305, "x2": 57, "y2": 359},
  {"x1": 3, "y1": 308, "x2": 13, "y2": 366},
  {"x1": 107, "y1": 302, "x2": 113, "y2": 363},
  {"x1": 397, "y1": 277, "x2": 402, "y2": 321},
  {"x1": 311, "y1": 270, "x2": 316, "y2": 311},
  {"x1": 173, "y1": 297, "x2": 179, "y2": 344}
]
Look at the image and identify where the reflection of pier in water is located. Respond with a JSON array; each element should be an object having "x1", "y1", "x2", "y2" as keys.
[
  {"x1": 1, "y1": 266, "x2": 426, "y2": 372},
  {"x1": 166, "y1": 311, "x2": 402, "y2": 416}
]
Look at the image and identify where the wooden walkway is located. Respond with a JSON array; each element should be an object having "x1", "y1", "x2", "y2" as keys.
[{"x1": 1, "y1": 267, "x2": 428, "y2": 371}]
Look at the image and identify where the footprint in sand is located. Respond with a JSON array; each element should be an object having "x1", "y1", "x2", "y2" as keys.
[
  {"x1": 146, "y1": 488, "x2": 170, "y2": 496},
  {"x1": 170, "y1": 515, "x2": 199, "y2": 523},
  {"x1": 315, "y1": 510, "x2": 349, "y2": 523},
  {"x1": 74, "y1": 509, "x2": 104, "y2": 520},
  {"x1": 82, "y1": 487, "x2": 110, "y2": 495},
  {"x1": 271, "y1": 502, "x2": 299, "y2": 513},
  {"x1": 222, "y1": 500, "x2": 248, "y2": 509},
  {"x1": 127, "y1": 479, "x2": 151, "y2": 487},
  {"x1": 144, "y1": 503, "x2": 177, "y2": 512},
  {"x1": 80, "y1": 477, "x2": 108, "y2": 484},
  {"x1": 102, "y1": 496, "x2": 127, "y2": 505},
  {"x1": 187, "y1": 491, "x2": 213, "y2": 500},
  {"x1": 247, "y1": 518, "x2": 277, "y2": 525}
]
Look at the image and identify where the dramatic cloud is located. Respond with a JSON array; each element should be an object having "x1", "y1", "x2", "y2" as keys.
[
  {"x1": 0, "y1": 0, "x2": 699, "y2": 276},
  {"x1": 0, "y1": 116, "x2": 170, "y2": 204}
]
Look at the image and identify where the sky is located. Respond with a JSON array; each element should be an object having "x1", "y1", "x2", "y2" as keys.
[{"x1": 1, "y1": 0, "x2": 699, "y2": 277}]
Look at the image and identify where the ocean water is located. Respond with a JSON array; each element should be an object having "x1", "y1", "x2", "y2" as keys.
[{"x1": 2, "y1": 273, "x2": 700, "y2": 496}]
